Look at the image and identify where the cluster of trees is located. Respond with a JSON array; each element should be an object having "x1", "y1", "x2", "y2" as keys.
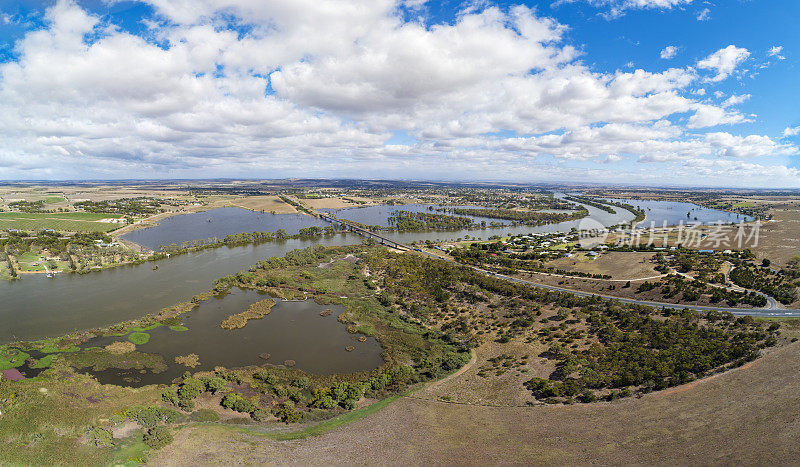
[
  {"x1": 526, "y1": 307, "x2": 773, "y2": 402},
  {"x1": 563, "y1": 196, "x2": 616, "y2": 213},
  {"x1": 159, "y1": 364, "x2": 414, "y2": 424},
  {"x1": 450, "y1": 207, "x2": 588, "y2": 226},
  {"x1": 7, "y1": 200, "x2": 47, "y2": 212},
  {"x1": 2, "y1": 252, "x2": 15, "y2": 277},
  {"x1": 278, "y1": 194, "x2": 314, "y2": 215},
  {"x1": 1, "y1": 230, "x2": 111, "y2": 256},
  {"x1": 0, "y1": 230, "x2": 136, "y2": 276},
  {"x1": 73, "y1": 198, "x2": 162, "y2": 216},
  {"x1": 202, "y1": 244, "x2": 778, "y2": 409},
  {"x1": 730, "y1": 264, "x2": 798, "y2": 305},
  {"x1": 161, "y1": 372, "x2": 229, "y2": 411},
  {"x1": 658, "y1": 251, "x2": 726, "y2": 282},
  {"x1": 158, "y1": 226, "x2": 336, "y2": 255},
  {"x1": 635, "y1": 275, "x2": 767, "y2": 307},
  {"x1": 361, "y1": 247, "x2": 777, "y2": 402},
  {"x1": 387, "y1": 210, "x2": 474, "y2": 231}
]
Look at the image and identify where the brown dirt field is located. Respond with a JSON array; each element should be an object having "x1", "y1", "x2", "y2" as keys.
[
  {"x1": 304, "y1": 197, "x2": 373, "y2": 210},
  {"x1": 754, "y1": 204, "x2": 800, "y2": 268},
  {"x1": 229, "y1": 195, "x2": 298, "y2": 214},
  {"x1": 546, "y1": 251, "x2": 659, "y2": 279},
  {"x1": 154, "y1": 341, "x2": 800, "y2": 465}
]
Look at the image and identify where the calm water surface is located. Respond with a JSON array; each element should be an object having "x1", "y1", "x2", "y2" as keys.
[
  {"x1": 0, "y1": 196, "x2": 634, "y2": 344},
  {"x1": 602, "y1": 198, "x2": 753, "y2": 227},
  {"x1": 123, "y1": 208, "x2": 329, "y2": 250},
  {"x1": 77, "y1": 289, "x2": 383, "y2": 386}
]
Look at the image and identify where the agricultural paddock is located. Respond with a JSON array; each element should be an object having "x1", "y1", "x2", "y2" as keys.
[
  {"x1": 754, "y1": 203, "x2": 800, "y2": 268},
  {"x1": 0, "y1": 212, "x2": 123, "y2": 233},
  {"x1": 545, "y1": 251, "x2": 659, "y2": 279},
  {"x1": 229, "y1": 195, "x2": 298, "y2": 214},
  {"x1": 303, "y1": 197, "x2": 372, "y2": 210}
]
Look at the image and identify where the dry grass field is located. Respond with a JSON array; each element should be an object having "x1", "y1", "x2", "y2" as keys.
[
  {"x1": 546, "y1": 251, "x2": 660, "y2": 279},
  {"x1": 154, "y1": 340, "x2": 800, "y2": 465},
  {"x1": 229, "y1": 195, "x2": 298, "y2": 214},
  {"x1": 304, "y1": 197, "x2": 374, "y2": 210},
  {"x1": 754, "y1": 203, "x2": 800, "y2": 268}
]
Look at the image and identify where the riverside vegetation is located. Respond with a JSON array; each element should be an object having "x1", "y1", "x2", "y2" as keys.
[{"x1": 0, "y1": 243, "x2": 785, "y2": 463}]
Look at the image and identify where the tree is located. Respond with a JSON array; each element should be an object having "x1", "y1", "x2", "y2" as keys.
[
  {"x1": 143, "y1": 426, "x2": 173, "y2": 450},
  {"x1": 178, "y1": 378, "x2": 206, "y2": 400}
]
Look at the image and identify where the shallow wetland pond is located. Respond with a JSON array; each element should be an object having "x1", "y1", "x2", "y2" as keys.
[{"x1": 73, "y1": 289, "x2": 384, "y2": 387}]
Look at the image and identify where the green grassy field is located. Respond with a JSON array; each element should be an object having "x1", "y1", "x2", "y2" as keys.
[
  {"x1": 16, "y1": 251, "x2": 41, "y2": 262},
  {"x1": 0, "y1": 212, "x2": 122, "y2": 232},
  {"x1": 0, "y1": 261, "x2": 12, "y2": 279}
]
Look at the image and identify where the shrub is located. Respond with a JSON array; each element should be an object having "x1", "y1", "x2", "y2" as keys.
[
  {"x1": 178, "y1": 378, "x2": 206, "y2": 400},
  {"x1": 315, "y1": 395, "x2": 337, "y2": 409},
  {"x1": 291, "y1": 376, "x2": 310, "y2": 388},
  {"x1": 132, "y1": 406, "x2": 182, "y2": 428},
  {"x1": 161, "y1": 388, "x2": 179, "y2": 407},
  {"x1": 177, "y1": 398, "x2": 194, "y2": 411},
  {"x1": 274, "y1": 401, "x2": 304, "y2": 423},
  {"x1": 204, "y1": 376, "x2": 227, "y2": 394},
  {"x1": 86, "y1": 426, "x2": 113, "y2": 447},
  {"x1": 253, "y1": 370, "x2": 277, "y2": 385},
  {"x1": 251, "y1": 408, "x2": 270, "y2": 421},
  {"x1": 272, "y1": 385, "x2": 289, "y2": 398},
  {"x1": 341, "y1": 398, "x2": 358, "y2": 410},
  {"x1": 221, "y1": 392, "x2": 256, "y2": 413},
  {"x1": 332, "y1": 383, "x2": 348, "y2": 401},
  {"x1": 143, "y1": 426, "x2": 173, "y2": 450}
]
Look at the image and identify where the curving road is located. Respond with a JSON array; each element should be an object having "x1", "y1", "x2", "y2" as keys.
[
  {"x1": 416, "y1": 249, "x2": 800, "y2": 318},
  {"x1": 314, "y1": 207, "x2": 800, "y2": 318}
]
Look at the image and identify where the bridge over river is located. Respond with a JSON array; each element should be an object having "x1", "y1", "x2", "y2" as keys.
[{"x1": 314, "y1": 208, "x2": 800, "y2": 319}]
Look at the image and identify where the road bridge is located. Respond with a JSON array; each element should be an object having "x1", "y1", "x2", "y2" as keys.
[
  {"x1": 317, "y1": 211, "x2": 412, "y2": 250},
  {"x1": 312, "y1": 209, "x2": 800, "y2": 318}
]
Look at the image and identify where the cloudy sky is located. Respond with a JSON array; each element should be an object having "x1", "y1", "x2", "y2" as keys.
[{"x1": 0, "y1": 0, "x2": 798, "y2": 186}]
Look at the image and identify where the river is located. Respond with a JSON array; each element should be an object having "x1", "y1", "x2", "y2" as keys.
[{"x1": 1, "y1": 195, "x2": 744, "y2": 344}]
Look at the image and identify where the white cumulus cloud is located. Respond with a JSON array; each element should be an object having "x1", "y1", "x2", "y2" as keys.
[
  {"x1": 0, "y1": 0, "x2": 794, "y2": 184},
  {"x1": 697, "y1": 45, "x2": 750, "y2": 82},
  {"x1": 660, "y1": 45, "x2": 679, "y2": 59}
]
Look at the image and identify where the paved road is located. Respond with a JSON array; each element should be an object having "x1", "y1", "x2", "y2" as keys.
[
  {"x1": 313, "y1": 207, "x2": 800, "y2": 318},
  {"x1": 416, "y1": 249, "x2": 800, "y2": 318}
]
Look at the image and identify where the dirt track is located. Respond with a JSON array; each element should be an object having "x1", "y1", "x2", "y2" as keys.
[{"x1": 155, "y1": 341, "x2": 800, "y2": 465}]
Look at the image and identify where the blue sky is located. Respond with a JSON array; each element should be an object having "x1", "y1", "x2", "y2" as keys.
[{"x1": 0, "y1": 0, "x2": 798, "y2": 186}]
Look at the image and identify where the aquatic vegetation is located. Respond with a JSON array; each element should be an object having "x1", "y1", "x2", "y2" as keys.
[
  {"x1": 220, "y1": 298, "x2": 277, "y2": 330},
  {"x1": 169, "y1": 325, "x2": 189, "y2": 332},
  {"x1": 104, "y1": 341, "x2": 136, "y2": 354},
  {"x1": 128, "y1": 332, "x2": 151, "y2": 345},
  {"x1": 29, "y1": 354, "x2": 57, "y2": 369},
  {"x1": 0, "y1": 348, "x2": 30, "y2": 370},
  {"x1": 174, "y1": 354, "x2": 200, "y2": 368},
  {"x1": 65, "y1": 349, "x2": 167, "y2": 373}
]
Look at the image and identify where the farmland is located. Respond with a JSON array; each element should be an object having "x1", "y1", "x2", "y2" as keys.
[{"x1": 0, "y1": 212, "x2": 124, "y2": 233}]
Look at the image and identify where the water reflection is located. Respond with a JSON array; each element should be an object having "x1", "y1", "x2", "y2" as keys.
[{"x1": 74, "y1": 289, "x2": 383, "y2": 387}]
